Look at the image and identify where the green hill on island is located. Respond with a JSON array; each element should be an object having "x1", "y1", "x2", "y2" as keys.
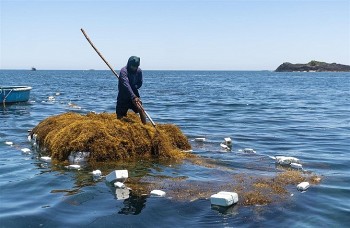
[{"x1": 275, "y1": 60, "x2": 350, "y2": 72}]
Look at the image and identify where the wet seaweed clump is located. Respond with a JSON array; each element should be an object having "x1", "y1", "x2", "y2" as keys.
[
  {"x1": 31, "y1": 112, "x2": 191, "y2": 162},
  {"x1": 124, "y1": 169, "x2": 321, "y2": 206}
]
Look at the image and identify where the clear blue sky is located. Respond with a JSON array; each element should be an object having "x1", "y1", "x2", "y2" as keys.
[{"x1": 1, "y1": 0, "x2": 349, "y2": 70}]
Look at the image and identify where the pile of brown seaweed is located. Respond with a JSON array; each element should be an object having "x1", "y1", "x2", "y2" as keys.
[{"x1": 31, "y1": 112, "x2": 191, "y2": 162}]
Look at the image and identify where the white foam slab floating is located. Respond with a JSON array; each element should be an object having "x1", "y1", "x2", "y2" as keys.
[
  {"x1": 39, "y1": 156, "x2": 52, "y2": 163},
  {"x1": 150, "y1": 190, "x2": 166, "y2": 197},
  {"x1": 66, "y1": 164, "x2": 81, "y2": 170},
  {"x1": 106, "y1": 170, "x2": 128, "y2": 183},
  {"x1": 224, "y1": 137, "x2": 232, "y2": 146},
  {"x1": 243, "y1": 148, "x2": 256, "y2": 153},
  {"x1": 114, "y1": 182, "x2": 126, "y2": 189},
  {"x1": 210, "y1": 191, "x2": 239, "y2": 207},
  {"x1": 194, "y1": 138, "x2": 206, "y2": 142},
  {"x1": 5, "y1": 141, "x2": 13, "y2": 146},
  {"x1": 276, "y1": 156, "x2": 300, "y2": 165},
  {"x1": 92, "y1": 170, "x2": 102, "y2": 177},
  {"x1": 220, "y1": 143, "x2": 229, "y2": 150},
  {"x1": 21, "y1": 148, "x2": 31, "y2": 153},
  {"x1": 291, "y1": 163, "x2": 303, "y2": 169},
  {"x1": 297, "y1": 182, "x2": 310, "y2": 191}
]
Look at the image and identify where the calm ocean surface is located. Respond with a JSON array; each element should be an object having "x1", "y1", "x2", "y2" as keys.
[{"x1": 0, "y1": 70, "x2": 349, "y2": 227}]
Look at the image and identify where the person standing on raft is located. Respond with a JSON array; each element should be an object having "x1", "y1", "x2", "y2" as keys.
[{"x1": 116, "y1": 56, "x2": 146, "y2": 124}]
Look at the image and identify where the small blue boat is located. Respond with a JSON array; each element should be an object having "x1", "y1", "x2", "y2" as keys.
[{"x1": 0, "y1": 86, "x2": 32, "y2": 104}]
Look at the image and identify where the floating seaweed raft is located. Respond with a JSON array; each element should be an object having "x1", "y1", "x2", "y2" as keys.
[
  {"x1": 31, "y1": 112, "x2": 191, "y2": 163},
  {"x1": 28, "y1": 112, "x2": 323, "y2": 206}
]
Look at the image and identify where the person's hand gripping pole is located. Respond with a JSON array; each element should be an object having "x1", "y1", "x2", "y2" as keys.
[{"x1": 133, "y1": 97, "x2": 156, "y2": 127}]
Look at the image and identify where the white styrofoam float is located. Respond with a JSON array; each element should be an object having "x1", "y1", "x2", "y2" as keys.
[
  {"x1": 220, "y1": 137, "x2": 232, "y2": 150},
  {"x1": 114, "y1": 182, "x2": 126, "y2": 189},
  {"x1": 291, "y1": 163, "x2": 303, "y2": 169},
  {"x1": 275, "y1": 156, "x2": 300, "y2": 165},
  {"x1": 210, "y1": 191, "x2": 239, "y2": 207},
  {"x1": 92, "y1": 170, "x2": 102, "y2": 178},
  {"x1": 297, "y1": 182, "x2": 310, "y2": 191},
  {"x1": 21, "y1": 148, "x2": 31, "y2": 153},
  {"x1": 224, "y1": 137, "x2": 232, "y2": 146},
  {"x1": 106, "y1": 170, "x2": 128, "y2": 183},
  {"x1": 66, "y1": 164, "x2": 81, "y2": 170},
  {"x1": 5, "y1": 141, "x2": 13, "y2": 146},
  {"x1": 220, "y1": 143, "x2": 229, "y2": 150},
  {"x1": 150, "y1": 190, "x2": 166, "y2": 197},
  {"x1": 194, "y1": 138, "x2": 206, "y2": 142},
  {"x1": 39, "y1": 156, "x2": 52, "y2": 163},
  {"x1": 48, "y1": 96, "x2": 55, "y2": 102},
  {"x1": 242, "y1": 148, "x2": 256, "y2": 153}
]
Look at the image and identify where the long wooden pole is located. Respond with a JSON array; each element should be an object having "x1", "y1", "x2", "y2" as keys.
[
  {"x1": 80, "y1": 28, "x2": 156, "y2": 127},
  {"x1": 81, "y1": 28, "x2": 119, "y2": 79}
]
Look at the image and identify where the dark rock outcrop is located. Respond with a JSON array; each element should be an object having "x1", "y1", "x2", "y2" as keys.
[{"x1": 275, "y1": 61, "x2": 350, "y2": 72}]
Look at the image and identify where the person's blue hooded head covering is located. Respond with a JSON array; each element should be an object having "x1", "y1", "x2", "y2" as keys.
[
  {"x1": 126, "y1": 56, "x2": 140, "y2": 74},
  {"x1": 127, "y1": 56, "x2": 140, "y2": 68}
]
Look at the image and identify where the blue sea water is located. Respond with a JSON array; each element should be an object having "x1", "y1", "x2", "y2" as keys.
[{"x1": 0, "y1": 70, "x2": 349, "y2": 227}]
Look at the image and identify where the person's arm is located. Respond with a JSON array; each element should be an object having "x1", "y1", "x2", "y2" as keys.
[
  {"x1": 119, "y1": 69, "x2": 137, "y2": 100},
  {"x1": 135, "y1": 69, "x2": 143, "y2": 89}
]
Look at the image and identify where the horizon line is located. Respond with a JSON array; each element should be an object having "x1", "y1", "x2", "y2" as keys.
[{"x1": 0, "y1": 68, "x2": 273, "y2": 71}]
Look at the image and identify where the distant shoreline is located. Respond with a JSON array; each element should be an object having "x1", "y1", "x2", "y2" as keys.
[{"x1": 275, "y1": 61, "x2": 350, "y2": 72}]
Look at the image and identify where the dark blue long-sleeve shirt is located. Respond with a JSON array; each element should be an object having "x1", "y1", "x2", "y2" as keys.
[{"x1": 117, "y1": 66, "x2": 143, "y2": 103}]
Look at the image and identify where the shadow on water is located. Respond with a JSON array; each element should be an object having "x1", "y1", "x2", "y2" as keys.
[
  {"x1": 118, "y1": 193, "x2": 147, "y2": 215},
  {"x1": 0, "y1": 102, "x2": 32, "y2": 115},
  {"x1": 211, "y1": 204, "x2": 239, "y2": 216}
]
